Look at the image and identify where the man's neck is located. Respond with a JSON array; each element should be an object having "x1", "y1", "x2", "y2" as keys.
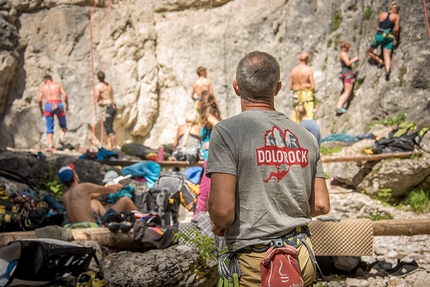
[{"x1": 241, "y1": 99, "x2": 275, "y2": 112}]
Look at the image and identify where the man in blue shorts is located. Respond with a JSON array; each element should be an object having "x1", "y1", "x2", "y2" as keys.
[
  {"x1": 367, "y1": 1, "x2": 401, "y2": 81},
  {"x1": 38, "y1": 75, "x2": 69, "y2": 149}
]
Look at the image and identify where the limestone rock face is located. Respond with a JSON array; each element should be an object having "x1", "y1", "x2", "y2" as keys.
[{"x1": 0, "y1": 0, "x2": 429, "y2": 149}]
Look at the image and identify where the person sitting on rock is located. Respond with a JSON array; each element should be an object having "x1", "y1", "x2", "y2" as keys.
[{"x1": 58, "y1": 164, "x2": 137, "y2": 228}]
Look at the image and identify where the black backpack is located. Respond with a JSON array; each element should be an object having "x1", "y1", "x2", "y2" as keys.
[{"x1": 0, "y1": 238, "x2": 98, "y2": 287}]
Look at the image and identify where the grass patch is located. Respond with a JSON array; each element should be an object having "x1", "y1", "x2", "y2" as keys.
[
  {"x1": 320, "y1": 146, "x2": 343, "y2": 156},
  {"x1": 398, "y1": 65, "x2": 407, "y2": 86},
  {"x1": 331, "y1": 9, "x2": 342, "y2": 32},
  {"x1": 279, "y1": 36, "x2": 283, "y2": 42},
  {"x1": 334, "y1": 33, "x2": 342, "y2": 48},
  {"x1": 364, "y1": 112, "x2": 407, "y2": 132},
  {"x1": 327, "y1": 38, "x2": 333, "y2": 48},
  {"x1": 363, "y1": 6, "x2": 373, "y2": 20},
  {"x1": 38, "y1": 160, "x2": 65, "y2": 198},
  {"x1": 377, "y1": 188, "x2": 392, "y2": 204},
  {"x1": 353, "y1": 22, "x2": 358, "y2": 30},
  {"x1": 173, "y1": 229, "x2": 226, "y2": 260},
  {"x1": 366, "y1": 211, "x2": 394, "y2": 221},
  {"x1": 406, "y1": 189, "x2": 430, "y2": 213}
]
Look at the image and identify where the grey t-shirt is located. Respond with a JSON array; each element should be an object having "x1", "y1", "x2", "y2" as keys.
[{"x1": 206, "y1": 110, "x2": 324, "y2": 252}]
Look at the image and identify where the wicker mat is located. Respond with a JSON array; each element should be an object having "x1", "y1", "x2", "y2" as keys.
[{"x1": 309, "y1": 218, "x2": 373, "y2": 256}]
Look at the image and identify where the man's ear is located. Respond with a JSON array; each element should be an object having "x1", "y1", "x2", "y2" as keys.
[
  {"x1": 233, "y1": 80, "x2": 240, "y2": 96},
  {"x1": 274, "y1": 81, "x2": 282, "y2": 96}
]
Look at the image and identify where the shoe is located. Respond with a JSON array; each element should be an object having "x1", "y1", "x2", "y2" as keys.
[
  {"x1": 377, "y1": 61, "x2": 384, "y2": 69},
  {"x1": 59, "y1": 138, "x2": 65, "y2": 146},
  {"x1": 103, "y1": 213, "x2": 121, "y2": 233},
  {"x1": 385, "y1": 72, "x2": 390, "y2": 81},
  {"x1": 335, "y1": 107, "x2": 347, "y2": 114},
  {"x1": 76, "y1": 270, "x2": 95, "y2": 287},
  {"x1": 119, "y1": 211, "x2": 136, "y2": 233},
  {"x1": 92, "y1": 271, "x2": 105, "y2": 287},
  {"x1": 383, "y1": 259, "x2": 400, "y2": 273},
  {"x1": 388, "y1": 260, "x2": 420, "y2": 278}
]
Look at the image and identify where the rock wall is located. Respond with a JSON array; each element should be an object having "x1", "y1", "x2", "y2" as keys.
[{"x1": 0, "y1": 0, "x2": 429, "y2": 149}]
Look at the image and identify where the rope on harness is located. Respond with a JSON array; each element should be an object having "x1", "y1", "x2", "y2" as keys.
[
  {"x1": 384, "y1": 0, "x2": 387, "y2": 12},
  {"x1": 101, "y1": 0, "x2": 111, "y2": 72},
  {"x1": 423, "y1": 0, "x2": 430, "y2": 39}
]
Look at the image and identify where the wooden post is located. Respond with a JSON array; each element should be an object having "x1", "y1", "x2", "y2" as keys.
[
  {"x1": 372, "y1": 219, "x2": 430, "y2": 236},
  {"x1": 322, "y1": 151, "x2": 422, "y2": 163},
  {"x1": 0, "y1": 219, "x2": 429, "y2": 251}
]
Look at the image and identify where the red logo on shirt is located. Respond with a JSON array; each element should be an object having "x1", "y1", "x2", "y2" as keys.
[{"x1": 256, "y1": 126, "x2": 309, "y2": 182}]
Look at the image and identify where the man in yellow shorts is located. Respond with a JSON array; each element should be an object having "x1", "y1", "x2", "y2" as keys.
[{"x1": 290, "y1": 52, "x2": 316, "y2": 123}]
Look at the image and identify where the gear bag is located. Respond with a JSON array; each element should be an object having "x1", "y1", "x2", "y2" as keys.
[
  {"x1": 260, "y1": 240, "x2": 304, "y2": 287},
  {"x1": 0, "y1": 238, "x2": 98, "y2": 287}
]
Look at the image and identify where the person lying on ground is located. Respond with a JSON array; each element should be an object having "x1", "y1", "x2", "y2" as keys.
[{"x1": 58, "y1": 164, "x2": 137, "y2": 228}]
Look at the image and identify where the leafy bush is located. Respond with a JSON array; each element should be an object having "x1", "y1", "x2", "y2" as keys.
[
  {"x1": 331, "y1": 10, "x2": 342, "y2": 32},
  {"x1": 406, "y1": 189, "x2": 430, "y2": 213},
  {"x1": 320, "y1": 146, "x2": 343, "y2": 156},
  {"x1": 173, "y1": 229, "x2": 226, "y2": 260},
  {"x1": 364, "y1": 113, "x2": 407, "y2": 132},
  {"x1": 363, "y1": 6, "x2": 373, "y2": 20}
]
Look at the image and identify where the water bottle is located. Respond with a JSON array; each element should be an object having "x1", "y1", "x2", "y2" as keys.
[{"x1": 157, "y1": 146, "x2": 164, "y2": 162}]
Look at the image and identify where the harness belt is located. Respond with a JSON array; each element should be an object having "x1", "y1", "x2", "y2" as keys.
[{"x1": 64, "y1": 222, "x2": 100, "y2": 229}]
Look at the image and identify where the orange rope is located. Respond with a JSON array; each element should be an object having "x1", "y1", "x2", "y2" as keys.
[
  {"x1": 89, "y1": 0, "x2": 112, "y2": 149},
  {"x1": 97, "y1": 0, "x2": 111, "y2": 148},
  {"x1": 423, "y1": 0, "x2": 430, "y2": 39},
  {"x1": 89, "y1": 0, "x2": 98, "y2": 147},
  {"x1": 101, "y1": 0, "x2": 111, "y2": 72}
]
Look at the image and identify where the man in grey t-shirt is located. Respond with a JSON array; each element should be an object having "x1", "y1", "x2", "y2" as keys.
[{"x1": 207, "y1": 51, "x2": 330, "y2": 286}]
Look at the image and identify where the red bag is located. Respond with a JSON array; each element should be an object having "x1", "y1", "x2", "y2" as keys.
[{"x1": 260, "y1": 244, "x2": 304, "y2": 287}]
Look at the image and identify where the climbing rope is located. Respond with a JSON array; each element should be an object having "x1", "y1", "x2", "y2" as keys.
[
  {"x1": 88, "y1": 0, "x2": 112, "y2": 148},
  {"x1": 423, "y1": 0, "x2": 430, "y2": 39},
  {"x1": 89, "y1": 0, "x2": 98, "y2": 147}
]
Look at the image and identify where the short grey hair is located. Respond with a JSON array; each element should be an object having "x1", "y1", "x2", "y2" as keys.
[{"x1": 235, "y1": 51, "x2": 280, "y2": 102}]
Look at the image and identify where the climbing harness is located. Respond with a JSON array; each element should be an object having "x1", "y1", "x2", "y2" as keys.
[{"x1": 217, "y1": 226, "x2": 323, "y2": 287}]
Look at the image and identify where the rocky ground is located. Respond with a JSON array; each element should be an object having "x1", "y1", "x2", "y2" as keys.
[
  {"x1": 314, "y1": 184, "x2": 430, "y2": 287},
  {"x1": 1, "y1": 147, "x2": 429, "y2": 286}
]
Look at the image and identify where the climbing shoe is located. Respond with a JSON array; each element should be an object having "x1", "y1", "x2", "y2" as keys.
[
  {"x1": 92, "y1": 271, "x2": 106, "y2": 287},
  {"x1": 377, "y1": 61, "x2": 384, "y2": 69},
  {"x1": 385, "y1": 71, "x2": 390, "y2": 81},
  {"x1": 335, "y1": 107, "x2": 347, "y2": 114},
  {"x1": 76, "y1": 270, "x2": 95, "y2": 287},
  {"x1": 103, "y1": 213, "x2": 121, "y2": 233},
  {"x1": 119, "y1": 211, "x2": 136, "y2": 233}
]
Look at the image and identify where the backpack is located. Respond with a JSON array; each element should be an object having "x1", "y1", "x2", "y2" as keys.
[
  {"x1": 139, "y1": 173, "x2": 199, "y2": 225},
  {"x1": 390, "y1": 121, "x2": 429, "y2": 144},
  {"x1": 0, "y1": 238, "x2": 98, "y2": 287},
  {"x1": 372, "y1": 121, "x2": 429, "y2": 154}
]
